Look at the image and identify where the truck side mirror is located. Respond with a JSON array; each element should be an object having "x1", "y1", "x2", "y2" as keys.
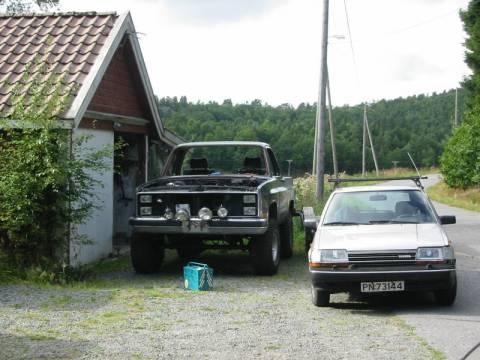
[{"x1": 439, "y1": 215, "x2": 456, "y2": 225}]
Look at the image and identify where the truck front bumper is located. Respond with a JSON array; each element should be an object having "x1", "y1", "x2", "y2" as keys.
[
  {"x1": 310, "y1": 268, "x2": 456, "y2": 293},
  {"x1": 130, "y1": 217, "x2": 268, "y2": 235}
]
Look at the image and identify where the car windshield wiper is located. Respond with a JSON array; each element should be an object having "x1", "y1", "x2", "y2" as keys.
[
  {"x1": 323, "y1": 221, "x2": 365, "y2": 226},
  {"x1": 369, "y1": 220, "x2": 419, "y2": 224}
]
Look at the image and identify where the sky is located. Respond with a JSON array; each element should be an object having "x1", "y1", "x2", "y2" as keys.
[{"x1": 61, "y1": 0, "x2": 471, "y2": 107}]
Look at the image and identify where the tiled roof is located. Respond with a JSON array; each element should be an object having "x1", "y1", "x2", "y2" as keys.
[{"x1": 0, "y1": 12, "x2": 118, "y2": 117}]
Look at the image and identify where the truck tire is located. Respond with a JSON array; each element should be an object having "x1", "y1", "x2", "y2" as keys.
[
  {"x1": 251, "y1": 220, "x2": 280, "y2": 275},
  {"x1": 434, "y1": 275, "x2": 457, "y2": 306},
  {"x1": 130, "y1": 233, "x2": 164, "y2": 274},
  {"x1": 280, "y1": 213, "x2": 294, "y2": 259},
  {"x1": 311, "y1": 286, "x2": 330, "y2": 307}
]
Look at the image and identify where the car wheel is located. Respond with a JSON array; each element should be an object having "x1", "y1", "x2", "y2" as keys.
[
  {"x1": 305, "y1": 228, "x2": 314, "y2": 253},
  {"x1": 311, "y1": 286, "x2": 330, "y2": 307},
  {"x1": 280, "y1": 213, "x2": 294, "y2": 259},
  {"x1": 251, "y1": 219, "x2": 280, "y2": 275},
  {"x1": 434, "y1": 275, "x2": 457, "y2": 306},
  {"x1": 130, "y1": 233, "x2": 164, "y2": 274}
]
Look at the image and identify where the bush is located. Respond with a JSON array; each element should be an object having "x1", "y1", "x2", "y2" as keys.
[
  {"x1": 0, "y1": 67, "x2": 112, "y2": 276},
  {"x1": 441, "y1": 106, "x2": 480, "y2": 188}
]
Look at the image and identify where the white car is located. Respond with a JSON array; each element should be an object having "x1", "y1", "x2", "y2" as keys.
[{"x1": 305, "y1": 181, "x2": 457, "y2": 307}]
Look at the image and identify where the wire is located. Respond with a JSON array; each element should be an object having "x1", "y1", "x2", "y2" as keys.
[{"x1": 342, "y1": 0, "x2": 363, "y2": 102}]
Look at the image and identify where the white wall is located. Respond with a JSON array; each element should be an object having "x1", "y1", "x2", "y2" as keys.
[{"x1": 70, "y1": 128, "x2": 114, "y2": 266}]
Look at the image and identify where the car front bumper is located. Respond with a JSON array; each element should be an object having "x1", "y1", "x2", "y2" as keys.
[
  {"x1": 130, "y1": 217, "x2": 268, "y2": 235},
  {"x1": 310, "y1": 267, "x2": 456, "y2": 293}
]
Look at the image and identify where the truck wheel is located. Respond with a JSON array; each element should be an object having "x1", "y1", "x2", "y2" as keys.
[
  {"x1": 280, "y1": 214, "x2": 294, "y2": 259},
  {"x1": 130, "y1": 233, "x2": 164, "y2": 274},
  {"x1": 251, "y1": 220, "x2": 280, "y2": 275},
  {"x1": 434, "y1": 276, "x2": 457, "y2": 306},
  {"x1": 305, "y1": 228, "x2": 314, "y2": 253},
  {"x1": 311, "y1": 286, "x2": 330, "y2": 307}
]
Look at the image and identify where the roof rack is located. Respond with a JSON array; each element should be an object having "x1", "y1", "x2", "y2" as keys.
[{"x1": 327, "y1": 176, "x2": 428, "y2": 190}]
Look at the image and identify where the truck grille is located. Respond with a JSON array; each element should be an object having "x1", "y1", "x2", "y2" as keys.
[
  {"x1": 348, "y1": 251, "x2": 417, "y2": 267},
  {"x1": 141, "y1": 193, "x2": 257, "y2": 217}
]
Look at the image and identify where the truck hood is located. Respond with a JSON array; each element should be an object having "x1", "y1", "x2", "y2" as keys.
[{"x1": 314, "y1": 223, "x2": 448, "y2": 251}]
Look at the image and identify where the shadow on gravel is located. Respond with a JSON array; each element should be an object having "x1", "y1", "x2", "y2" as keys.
[{"x1": 0, "y1": 332, "x2": 92, "y2": 359}]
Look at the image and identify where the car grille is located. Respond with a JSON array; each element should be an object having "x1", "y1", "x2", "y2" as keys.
[{"x1": 348, "y1": 251, "x2": 417, "y2": 267}]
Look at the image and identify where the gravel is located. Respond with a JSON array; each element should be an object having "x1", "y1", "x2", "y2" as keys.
[{"x1": 0, "y1": 250, "x2": 442, "y2": 359}]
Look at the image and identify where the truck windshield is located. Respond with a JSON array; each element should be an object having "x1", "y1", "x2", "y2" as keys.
[
  {"x1": 323, "y1": 190, "x2": 436, "y2": 225},
  {"x1": 165, "y1": 145, "x2": 267, "y2": 176}
]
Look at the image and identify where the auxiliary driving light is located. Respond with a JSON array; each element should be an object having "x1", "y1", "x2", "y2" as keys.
[
  {"x1": 175, "y1": 208, "x2": 190, "y2": 222},
  {"x1": 198, "y1": 207, "x2": 213, "y2": 221},
  {"x1": 164, "y1": 207, "x2": 174, "y2": 220},
  {"x1": 217, "y1": 206, "x2": 228, "y2": 218}
]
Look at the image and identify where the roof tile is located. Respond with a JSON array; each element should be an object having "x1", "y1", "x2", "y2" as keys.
[{"x1": 0, "y1": 12, "x2": 118, "y2": 117}]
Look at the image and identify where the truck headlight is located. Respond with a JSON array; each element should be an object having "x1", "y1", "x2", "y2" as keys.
[
  {"x1": 140, "y1": 207, "x2": 152, "y2": 216},
  {"x1": 140, "y1": 195, "x2": 152, "y2": 203},
  {"x1": 416, "y1": 247, "x2": 454, "y2": 261},
  {"x1": 309, "y1": 249, "x2": 348, "y2": 268},
  {"x1": 243, "y1": 207, "x2": 256, "y2": 216},
  {"x1": 243, "y1": 195, "x2": 256, "y2": 204},
  {"x1": 198, "y1": 207, "x2": 213, "y2": 221}
]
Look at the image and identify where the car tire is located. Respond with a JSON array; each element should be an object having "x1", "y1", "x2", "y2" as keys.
[
  {"x1": 434, "y1": 275, "x2": 457, "y2": 306},
  {"x1": 280, "y1": 213, "x2": 294, "y2": 259},
  {"x1": 305, "y1": 228, "x2": 314, "y2": 253},
  {"x1": 251, "y1": 219, "x2": 280, "y2": 275},
  {"x1": 130, "y1": 233, "x2": 164, "y2": 274},
  {"x1": 311, "y1": 286, "x2": 330, "y2": 307}
]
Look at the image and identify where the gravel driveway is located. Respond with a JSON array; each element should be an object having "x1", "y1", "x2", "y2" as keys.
[{"x1": 0, "y1": 248, "x2": 443, "y2": 359}]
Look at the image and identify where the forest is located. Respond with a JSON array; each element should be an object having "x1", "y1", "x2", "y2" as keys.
[{"x1": 157, "y1": 89, "x2": 465, "y2": 176}]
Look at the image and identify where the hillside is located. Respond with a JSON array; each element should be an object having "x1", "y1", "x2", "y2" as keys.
[{"x1": 157, "y1": 89, "x2": 465, "y2": 175}]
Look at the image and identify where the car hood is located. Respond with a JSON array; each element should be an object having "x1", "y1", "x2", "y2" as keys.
[{"x1": 313, "y1": 223, "x2": 448, "y2": 251}]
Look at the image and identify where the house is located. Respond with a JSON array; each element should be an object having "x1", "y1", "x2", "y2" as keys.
[{"x1": 0, "y1": 12, "x2": 182, "y2": 265}]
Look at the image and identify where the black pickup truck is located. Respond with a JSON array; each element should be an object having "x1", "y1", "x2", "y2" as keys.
[{"x1": 129, "y1": 141, "x2": 296, "y2": 275}]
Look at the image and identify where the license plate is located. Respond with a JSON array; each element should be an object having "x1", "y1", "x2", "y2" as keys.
[{"x1": 360, "y1": 281, "x2": 405, "y2": 293}]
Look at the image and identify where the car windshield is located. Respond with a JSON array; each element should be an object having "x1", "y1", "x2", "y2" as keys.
[
  {"x1": 165, "y1": 145, "x2": 267, "y2": 176},
  {"x1": 322, "y1": 190, "x2": 436, "y2": 225}
]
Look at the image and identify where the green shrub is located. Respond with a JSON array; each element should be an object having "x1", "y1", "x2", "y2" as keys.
[
  {"x1": 0, "y1": 66, "x2": 112, "y2": 277},
  {"x1": 440, "y1": 106, "x2": 480, "y2": 188}
]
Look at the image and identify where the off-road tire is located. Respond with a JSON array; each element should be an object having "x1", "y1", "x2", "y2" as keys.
[
  {"x1": 130, "y1": 233, "x2": 164, "y2": 274},
  {"x1": 434, "y1": 275, "x2": 457, "y2": 306},
  {"x1": 280, "y1": 213, "x2": 294, "y2": 259},
  {"x1": 311, "y1": 286, "x2": 330, "y2": 307},
  {"x1": 305, "y1": 228, "x2": 314, "y2": 253},
  {"x1": 251, "y1": 220, "x2": 280, "y2": 275}
]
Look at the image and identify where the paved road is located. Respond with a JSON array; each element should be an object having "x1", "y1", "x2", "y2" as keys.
[{"x1": 382, "y1": 174, "x2": 480, "y2": 360}]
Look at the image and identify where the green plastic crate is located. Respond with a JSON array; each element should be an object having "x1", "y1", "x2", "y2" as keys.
[{"x1": 183, "y1": 262, "x2": 213, "y2": 291}]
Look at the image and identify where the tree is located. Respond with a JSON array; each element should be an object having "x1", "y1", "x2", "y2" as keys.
[
  {"x1": 0, "y1": 0, "x2": 58, "y2": 14},
  {"x1": 440, "y1": 0, "x2": 480, "y2": 187}
]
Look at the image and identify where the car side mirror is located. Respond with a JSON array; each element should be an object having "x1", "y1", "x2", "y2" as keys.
[{"x1": 440, "y1": 215, "x2": 456, "y2": 225}]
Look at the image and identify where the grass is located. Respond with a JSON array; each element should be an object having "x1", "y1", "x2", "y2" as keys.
[{"x1": 427, "y1": 180, "x2": 480, "y2": 212}]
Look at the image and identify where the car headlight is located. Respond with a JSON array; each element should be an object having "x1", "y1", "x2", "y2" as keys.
[
  {"x1": 140, "y1": 195, "x2": 152, "y2": 203},
  {"x1": 416, "y1": 246, "x2": 454, "y2": 261},
  {"x1": 310, "y1": 249, "x2": 348, "y2": 268},
  {"x1": 198, "y1": 207, "x2": 213, "y2": 221},
  {"x1": 140, "y1": 207, "x2": 152, "y2": 216}
]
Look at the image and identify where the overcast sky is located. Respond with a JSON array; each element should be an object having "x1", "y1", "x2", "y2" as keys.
[{"x1": 61, "y1": 0, "x2": 471, "y2": 107}]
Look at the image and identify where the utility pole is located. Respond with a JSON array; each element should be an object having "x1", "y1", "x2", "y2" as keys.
[
  {"x1": 326, "y1": 71, "x2": 338, "y2": 178},
  {"x1": 362, "y1": 104, "x2": 367, "y2": 176},
  {"x1": 364, "y1": 106, "x2": 379, "y2": 176},
  {"x1": 312, "y1": 114, "x2": 318, "y2": 175},
  {"x1": 315, "y1": 0, "x2": 329, "y2": 200}
]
